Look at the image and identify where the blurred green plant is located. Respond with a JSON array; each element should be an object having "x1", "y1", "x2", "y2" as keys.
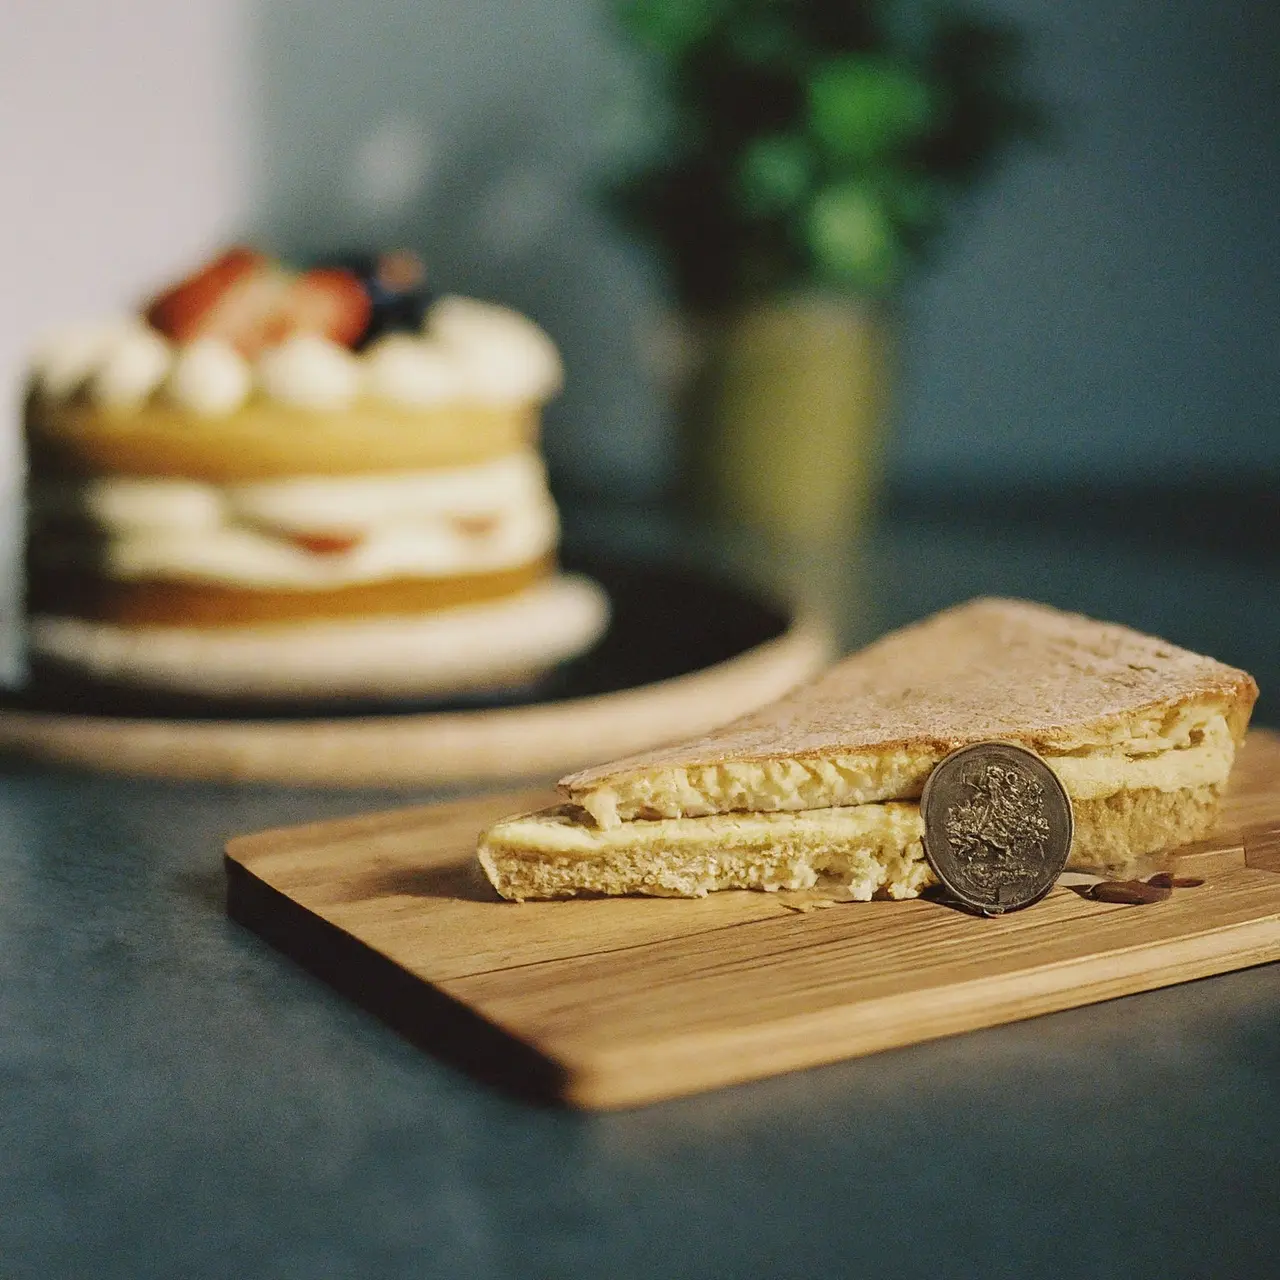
[{"x1": 605, "y1": 0, "x2": 1043, "y2": 307}]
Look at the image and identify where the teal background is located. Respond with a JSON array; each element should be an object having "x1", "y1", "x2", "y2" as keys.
[{"x1": 252, "y1": 0, "x2": 1280, "y2": 501}]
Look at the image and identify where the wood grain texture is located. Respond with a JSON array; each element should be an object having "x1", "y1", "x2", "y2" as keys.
[
  {"x1": 225, "y1": 731, "x2": 1280, "y2": 1109},
  {"x1": 0, "y1": 615, "x2": 831, "y2": 785}
]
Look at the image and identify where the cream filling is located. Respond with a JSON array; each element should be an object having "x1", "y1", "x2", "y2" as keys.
[
  {"x1": 34, "y1": 453, "x2": 559, "y2": 588},
  {"x1": 571, "y1": 707, "x2": 1237, "y2": 828},
  {"x1": 103, "y1": 504, "x2": 555, "y2": 587},
  {"x1": 479, "y1": 801, "x2": 931, "y2": 902},
  {"x1": 74, "y1": 451, "x2": 551, "y2": 533}
]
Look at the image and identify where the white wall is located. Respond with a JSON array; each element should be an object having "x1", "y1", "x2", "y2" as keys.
[{"x1": 0, "y1": 0, "x2": 249, "y2": 674}]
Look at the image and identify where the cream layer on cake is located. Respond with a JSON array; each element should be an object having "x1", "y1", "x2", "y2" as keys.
[
  {"x1": 33, "y1": 451, "x2": 557, "y2": 589},
  {"x1": 28, "y1": 296, "x2": 562, "y2": 415}
]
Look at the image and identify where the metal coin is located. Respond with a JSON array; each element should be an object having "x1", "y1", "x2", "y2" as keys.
[{"x1": 920, "y1": 742, "x2": 1073, "y2": 915}]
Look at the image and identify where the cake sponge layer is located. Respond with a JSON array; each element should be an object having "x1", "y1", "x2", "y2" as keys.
[
  {"x1": 29, "y1": 397, "x2": 539, "y2": 481},
  {"x1": 569, "y1": 708, "x2": 1237, "y2": 828},
  {"x1": 31, "y1": 558, "x2": 553, "y2": 627},
  {"x1": 480, "y1": 801, "x2": 931, "y2": 901}
]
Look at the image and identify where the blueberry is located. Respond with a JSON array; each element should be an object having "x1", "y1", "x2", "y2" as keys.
[{"x1": 309, "y1": 250, "x2": 433, "y2": 348}]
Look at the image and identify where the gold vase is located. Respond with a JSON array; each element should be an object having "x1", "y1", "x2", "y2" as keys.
[{"x1": 686, "y1": 293, "x2": 892, "y2": 547}]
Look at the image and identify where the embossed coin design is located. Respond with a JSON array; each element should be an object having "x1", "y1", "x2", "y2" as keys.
[{"x1": 920, "y1": 742, "x2": 1073, "y2": 915}]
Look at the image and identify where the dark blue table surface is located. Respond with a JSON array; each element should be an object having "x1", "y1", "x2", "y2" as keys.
[{"x1": 5, "y1": 497, "x2": 1279, "y2": 1280}]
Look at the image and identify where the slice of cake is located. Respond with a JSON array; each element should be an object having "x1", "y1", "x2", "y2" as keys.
[
  {"x1": 478, "y1": 598, "x2": 1257, "y2": 899},
  {"x1": 24, "y1": 248, "x2": 607, "y2": 697}
]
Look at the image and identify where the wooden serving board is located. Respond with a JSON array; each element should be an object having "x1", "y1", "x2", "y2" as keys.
[{"x1": 225, "y1": 732, "x2": 1280, "y2": 1109}]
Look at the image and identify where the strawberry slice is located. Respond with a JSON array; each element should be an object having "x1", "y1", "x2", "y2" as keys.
[
  {"x1": 288, "y1": 531, "x2": 362, "y2": 556},
  {"x1": 144, "y1": 246, "x2": 296, "y2": 356},
  {"x1": 283, "y1": 268, "x2": 372, "y2": 349},
  {"x1": 144, "y1": 249, "x2": 372, "y2": 355},
  {"x1": 452, "y1": 514, "x2": 500, "y2": 538},
  {"x1": 144, "y1": 247, "x2": 268, "y2": 341}
]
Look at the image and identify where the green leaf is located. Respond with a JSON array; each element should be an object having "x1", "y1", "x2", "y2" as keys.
[
  {"x1": 807, "y1": 57, "x2": 937, "y2": 162},
  {"x1": 736, "y1": 134, "x2": 813, "y2": 218},
  {"x1": 617, "y1": 0, "x2": 727, "y2": 58},
  {"x1": 728, "y1": 12, "x2": 806, "y2": 70},
  {"x1": 602, "y1": 1, "x2": 1043, "y2": 307},
  {"x1": 862, "y1": 166, "x2": 946, "y2": 236},
  {"x1": 806, "y1": 181, "x2": 900, "y2": 294}
]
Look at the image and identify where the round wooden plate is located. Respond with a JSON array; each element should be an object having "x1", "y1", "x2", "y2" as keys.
[{"x1": 0, "y1": 560, "x2": 833, "y2": 786}]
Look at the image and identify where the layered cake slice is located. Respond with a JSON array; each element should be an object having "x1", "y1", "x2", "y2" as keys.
[
  {"x1": 24, "y1": 248, "x2": 607, "y2": 697},
  {"x1": 478, "y1": 599, "x2": 1257, "y2": 899}
]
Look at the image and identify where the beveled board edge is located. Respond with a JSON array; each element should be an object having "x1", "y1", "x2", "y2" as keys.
[
  {"x1": 550, "y1": 906, "x2": 1280, "y2": 1109},
  {"x1": 224, "y1": 856, "x2": 571, "y2": 1105}
]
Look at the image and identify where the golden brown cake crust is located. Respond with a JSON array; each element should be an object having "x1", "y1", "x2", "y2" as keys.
[
  {"x1": 561, "y1": 598, "x2": 1258, "y2": 795},
  {"x1": 27, "y1": 394, "x2": 539, "y2": 481},
  {"x1": 30, "y1": 556, "x2": 552, "y2": 627}
]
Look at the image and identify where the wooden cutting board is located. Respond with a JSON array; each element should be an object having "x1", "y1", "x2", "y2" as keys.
[{"x1": 225, "y1": 731, "x2": 1280, "y2": 1109}]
